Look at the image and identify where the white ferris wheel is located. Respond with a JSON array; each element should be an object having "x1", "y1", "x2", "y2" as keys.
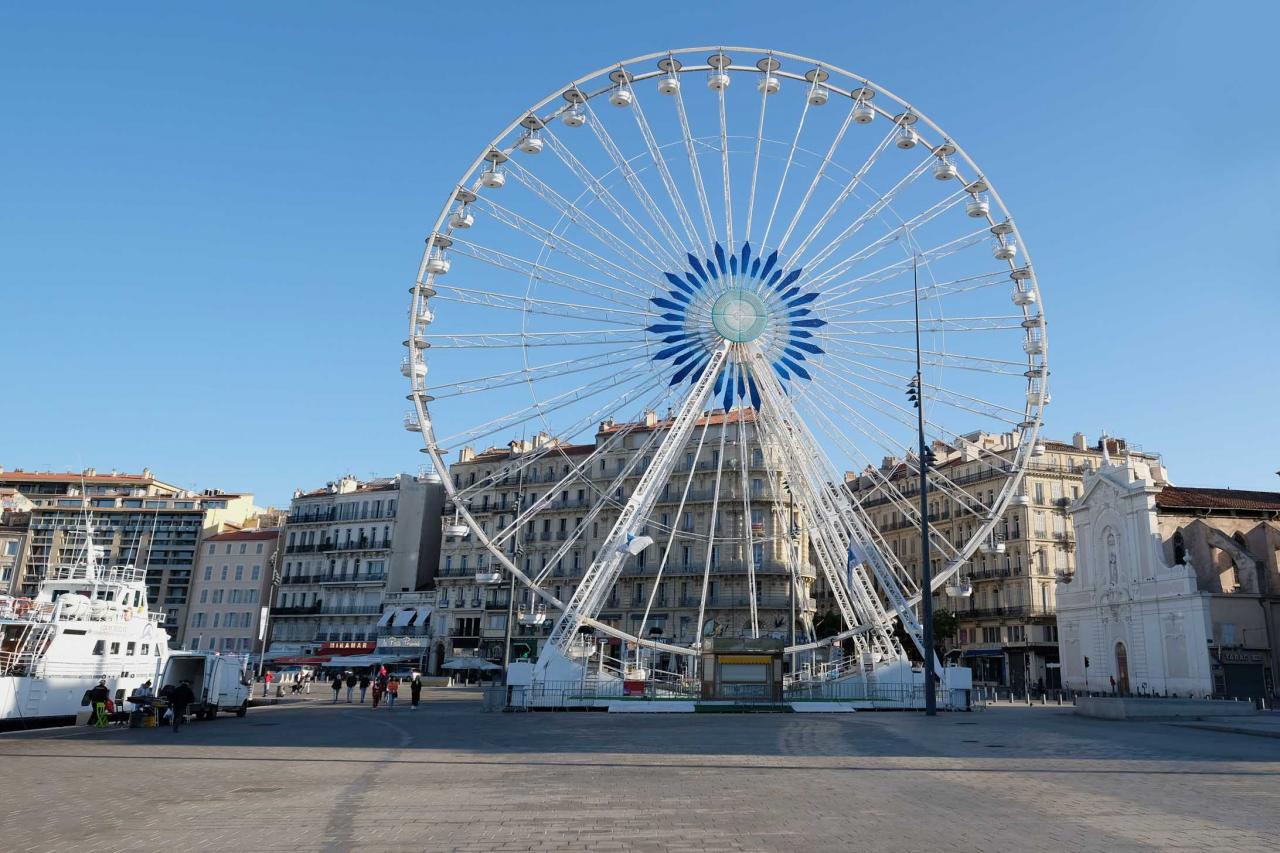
[{"x1": 404, "y1": 47, "x2": 1047, "y2": 687}]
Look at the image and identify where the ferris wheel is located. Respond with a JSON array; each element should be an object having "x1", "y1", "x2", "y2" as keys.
[{"x1": 404, "y1": 47, "x2": 1046, "y2": 684}]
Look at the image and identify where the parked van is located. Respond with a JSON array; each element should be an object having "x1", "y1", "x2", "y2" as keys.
[{"x1": 160, "y1": 652, "x2": 252, "y2": 719}]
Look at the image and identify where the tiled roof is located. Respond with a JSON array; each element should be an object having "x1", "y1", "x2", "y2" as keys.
[
  {"x1": 1155, "y1": 486, "x2": 1280, "y2": 513},
  {"x1": 0, "y1": 471, "x2": 152, "y2": 483},
  {"x1": 204, "y1": 529, "x2": 281, "y2": 542},
  {"x1": 599, "y1": 409, "x2": 756, "y2": 435}
]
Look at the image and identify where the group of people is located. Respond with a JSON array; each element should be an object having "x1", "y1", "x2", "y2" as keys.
[
  {"x1": 329, "y1": 666, "x2": 424, "y2": 710},
  {"x1": 86, "y1": 678, "x2": 195, "y2": 732}
]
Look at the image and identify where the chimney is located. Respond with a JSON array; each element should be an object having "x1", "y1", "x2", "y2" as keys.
[
  {"x1": 84, "y1": 467, "x2": 96, "y2": 477},
  {"x1": 142, "y1": 467, "x2": 152, "y2": 480},
  {"x1": 643, "y1": 410, "x2": 657, "y2": 428},
  {"x1": 1072, "y1": 432, "x2": 1087, "y2": 451}
]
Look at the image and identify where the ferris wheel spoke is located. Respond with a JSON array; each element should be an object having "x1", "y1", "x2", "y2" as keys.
[
  {"x1": 818, "y1": 268, "x2": 1008, "y2": 318},
  {"x1": 504, "y1": 159, "x2": 670, "y2": 277},
  {"x1": 671, "y1": 82, "x2": 718, "y2": 247},
  {"x1": 823, "y1": 337, "x2": 1029, "y2": 376},
  {"x1": 786, "y1": 122, "x2": 905, "y2": 264},
  {"x1": 427, "y1": 345, "x2": 654, "y2": 400},
  {"x1": 820, "y1": 350, "x2": 1027, "y2": 427},
  {"x1": 432, "y1": 284, "x2": 654, "y2": 326},
  {"x1": 742, "y1": 67, "x2": 771, "y2": 244},
  {"x1": 449, "y1": 237, "x2": 651, "y2": 311},
  {"x1": 772, "y1": 100, "x2": 857, "y2": 255},
  {"x1": 622, "y1": 79, "x2": 704, "y2": 253},
  {"x1": 470, "y1": 197, "x2": 658, "y2": 294},
  {"x1": 715, "y1": 77, "x2": 734, "y2": 248},
  {"x1": 810, "y1": 217, "x2": 987, "y2": 298},
  {"x1": 803, "y1": 191, "x2": 970, "y2": 292},
  {"x1": 540, "y1": 125, "x2": 685, "y2": 271},
  {"x1": 759, "y1": 92, "x2": 814, "y2": 252},
  {"x1": 795, "y1": 154, "x2": 932, "y2": 276},
  {"x1": 435, "y1": 366, "x2": 662, "y2": 451},
  {"x1": 694, "y1": 410, "x2": 732, "y2": 650},
  {"x1": 576, "y1": 98, "x2": 692, "y2": 259},
  {"x1": 821, "y1": 315, "x2": 1028, "y2": 336},
  {"x1": 734, "y1": 402, "x2": 760, "y2": 638},
  {"x1": 425, "y1": 330, "x2": 646, "y2": 349}
]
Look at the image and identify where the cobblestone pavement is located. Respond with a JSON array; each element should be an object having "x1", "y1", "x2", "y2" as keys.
[{"x1": 2, "y1": 690, "x2": 1278, "y2": 853}]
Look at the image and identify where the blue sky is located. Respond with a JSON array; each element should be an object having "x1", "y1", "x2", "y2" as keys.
[{"x1": 3, "y1": 3, "x2": 1277, "y2": 506}]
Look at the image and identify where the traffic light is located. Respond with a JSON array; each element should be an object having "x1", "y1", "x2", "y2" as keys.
[
  {"x1": 906, "y1": 375, "x2": 921, "y2": 408},
  {"x1": 1083, "y1": 656, "x2": 1090, "y2": 669}
]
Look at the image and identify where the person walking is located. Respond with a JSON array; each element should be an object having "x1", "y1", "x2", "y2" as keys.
[
  {"x1": 409, "y1": 671, "x2": 423, "y2": 711},
  {"x1": 170, "y1": 679, "x2": 195, "y2": 732},
  {"x1": 386, "y1": 676, "x2": 400, "y2": 710},
  {"x1": 263, "y1": 670, "x2": 273, "y2": 698},
  {"x1": 358, "y1": 673, "x2": 370, "y2": 704},
  {"x1": 345, "y1": 672, "x2": 357, "y2": 703},
  {"x1": 330, "y1": 673, "x2": 343, "y2": 704},
  {"x1": 87, "y1": 678, "x2": 111, "y2": 727},
  {"x1": 370, "y1": 678, "x2": 383, "y2": 710},
  {"x1": 304, "y1": 672, "x2": 312, "y2": 694}
]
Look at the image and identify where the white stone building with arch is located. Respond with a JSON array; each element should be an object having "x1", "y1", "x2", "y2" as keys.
[{"x1": 1058, "y1": 454, "x2": 1280, "y2": 699}]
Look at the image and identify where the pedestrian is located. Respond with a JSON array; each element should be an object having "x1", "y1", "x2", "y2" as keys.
[
  {"x1": 359, "y1": 673, "x2": 370, "y2": 704},
  {"x1": 264, "y1": 670, "x2": 273, "y2": 698},
  {"x1": 386, "y1": 676, "x2": 400, "y2": 710},
  {"x1": 330, "y1": 672, "x2": 343, "y2": 704},
  {"x1": 371, "y1": 679, "x2": 383, "y2": 709},
  {"x1": 410, "y1": 671, "x2": 423, "y2": 711},
  {"x1": 170, "y1": 679, "x2": 195, "y2": 732},
  {"x1": 345, "y1": 671, "x2": 357, "y2": 703},
  {"x1": 304, "y1": 672, "x2": 312, "y2": 694},
  {"x1": 87, "y1": 678, "x2": 111, "y2": 727}
]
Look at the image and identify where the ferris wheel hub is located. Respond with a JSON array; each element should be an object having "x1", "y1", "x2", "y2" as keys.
[{"x1": 711, "y1": 289, "x2": 768, "y2": 342}]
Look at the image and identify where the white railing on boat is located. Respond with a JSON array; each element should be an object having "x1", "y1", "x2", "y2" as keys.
[{"x1": 46, "y1": 564, "x2": 147, "y2": 585}]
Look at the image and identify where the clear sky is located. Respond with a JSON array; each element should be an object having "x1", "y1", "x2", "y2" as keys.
[{"x1": 3, "y1": 3, "x2": 1277, "y2": 507}]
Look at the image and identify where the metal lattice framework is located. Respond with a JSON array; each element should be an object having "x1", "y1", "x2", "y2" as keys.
[{"x1": 404, "y1": 47, "x2": 1047, "y2": 683}]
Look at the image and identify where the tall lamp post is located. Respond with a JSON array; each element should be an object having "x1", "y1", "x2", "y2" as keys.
[{"x1": 907, "y1": 255, "x2": 938, "y2": 716}]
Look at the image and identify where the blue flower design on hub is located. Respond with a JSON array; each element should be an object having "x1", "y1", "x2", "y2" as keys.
[{"x1": 646, "y1": 242, "x2": 826, "y2": 411}]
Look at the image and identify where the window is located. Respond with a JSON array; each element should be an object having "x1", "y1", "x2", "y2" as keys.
[
  {"x1": 141, "y1": 644, "x2": 150, "y2": 656},
  {"x1": 220, "y1": 566, "x2": 228, "y2": 581},
  {"x1": 207, "y1": 544, "x2": 215, "y2": 555},
  {"x1": 203, "y1": 566, "x2": 212, "y2": 581},
  {"x1": 256, "y1": 543, "x2": 264, "y2": 554},
  {"x1": 92, "y1": 640, "x2": 105, "y2": 655},
  {"x1": 251, "y1": 565, "x2": 261, "y2": 581},
  {"x1": 239, "y1": 543, "x2": 247, "y2": 555},
  {"x1": 109, "y1": 642, "x2": 120, "y2": 655},
  {"x1": 199, "y1": 589, "x2": 208, "y2": 604},
  {"x1": 235, "y1": 565, "x2": 244, "y2": 581}
]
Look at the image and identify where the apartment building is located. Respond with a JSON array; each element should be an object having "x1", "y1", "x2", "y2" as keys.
[
  {"x1": 844, "y1": 432, "x2": 1164, "y2": 692},
  {"x1": 268, "y1": 473, "x2": 444, "y2": 659},
  {"x1": 0, "y1": 489, "x2": 32, "y2": 595},
  {"x1": 431, "y1": 410, "x2": 817, "y2": 674},
  {"x1": 185, "y1": 528, "x2": 280, "y2": 659},
  {"x1": 0, "y1": 467, "x2": 258, "y2": 643}
]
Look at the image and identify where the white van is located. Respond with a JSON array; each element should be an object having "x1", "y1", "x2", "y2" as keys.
[{"x1": 161, "y1": 652, "x2": 252, "y2": 719}]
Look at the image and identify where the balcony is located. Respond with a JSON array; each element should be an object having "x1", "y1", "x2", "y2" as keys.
[
  {"x1": 319, "y1": 572, "x2": 387, "y2": 586},
  {"x1": 280, "y1": 574, "x2": 318, "y2": 585},
  {"x1": 285, "y1": 543, "x2": 317, "y2": 554},
  {"x1": 270, "y1": 603, "x2": 322, "y2": 616},
  {"x1": 324, "y1": 538, "x2": 391, "y2": 553},
  {"x1": 318, "y1": 605, "x2": 384, "y2": 616}
]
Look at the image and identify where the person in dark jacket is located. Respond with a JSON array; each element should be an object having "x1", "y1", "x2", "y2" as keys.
[
  {"x1": 410, "y1": 672, "x2": 423, "y2": 711},
  {"x1": 86, "y1": 679, "x2": 111, "y2": 727},
  {"x1": 345, "y1": 672, "x2": 357, "y2": 703},
  {"x1": 330, "y1": 673, "x2": 343, "y2": 704},
  {"x1": 358, "y1": 673, "x2": 370, "y2": 704},
  {"x1": 170, "y1": 680, "x2": 195, "y2": 732}
]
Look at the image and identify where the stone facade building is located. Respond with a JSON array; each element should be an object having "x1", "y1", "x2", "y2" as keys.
[
  {"x1": 0, "y1": 467, "x2": 257, "y2": 643},
  {"x1": 1058, "y1": 456, "x2": 1280, "y2": 699},
  {"x1": 185, "y1": 528, "x2": 280, "y2": 659},
  {"x1": 844, "y1": 431, "x2": 1164, "y2": 692},
  {"x1": 431, "y1": 410, "x2": 816, "y2": 675},
  {"x1": 268, "y1": 473, "x2": 444, "y2": 659}
]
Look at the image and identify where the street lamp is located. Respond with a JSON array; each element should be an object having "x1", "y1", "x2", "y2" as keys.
[{"x1": 908, "y1": 254, "x2": 938, "y2": 716}]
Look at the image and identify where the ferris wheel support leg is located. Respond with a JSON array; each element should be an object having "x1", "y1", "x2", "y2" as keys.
[{"x1": 539, "y1": 343, "x2": 732, "y2": 673}]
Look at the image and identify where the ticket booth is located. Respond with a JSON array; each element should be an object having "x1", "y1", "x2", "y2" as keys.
[{"x1": 701, "y1": 637, "x2": 784, "y2": 702}]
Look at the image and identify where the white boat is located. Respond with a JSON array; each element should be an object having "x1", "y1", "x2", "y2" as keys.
[{"x1": 0, "y1": 519, "x2": 170, "y2": 727}]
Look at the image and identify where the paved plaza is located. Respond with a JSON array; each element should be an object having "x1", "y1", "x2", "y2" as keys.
[{"x1": 2, "y1": 689, "x2": 1278, "y2": 853}]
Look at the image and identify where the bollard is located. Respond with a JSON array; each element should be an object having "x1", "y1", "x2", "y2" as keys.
[{"x1": 1056, "y1": 693, "x2": 1062, "y2": 706}]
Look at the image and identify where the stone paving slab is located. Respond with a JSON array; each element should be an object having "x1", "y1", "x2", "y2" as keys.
[{"x1": 0, "y1": 688, "x2": 1277, "y2": 852}]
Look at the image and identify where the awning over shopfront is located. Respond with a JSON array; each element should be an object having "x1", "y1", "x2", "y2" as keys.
[
  {"x1": 391, "y1": 608, "x2": 418, "y2": 627},
  {"x1": 329, "y1": 653, "x2": 419, "y2": 669},
  {"x1": 441, "y1": 657, "x2": 502, "y2": 671},
  {"x1": 377, "y1": 609, "x2": 397, "y2": 627}
]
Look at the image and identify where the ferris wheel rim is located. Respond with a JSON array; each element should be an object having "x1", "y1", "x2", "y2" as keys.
[{"x1": 407, "y1": 45, "x2": 1048, "y2": 663}]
